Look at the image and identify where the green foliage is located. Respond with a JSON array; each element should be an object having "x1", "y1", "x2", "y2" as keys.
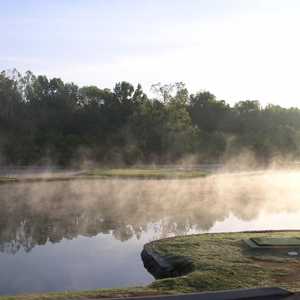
[{"x1": 1, "y1": 69, "x2": 300, "y2": 166}]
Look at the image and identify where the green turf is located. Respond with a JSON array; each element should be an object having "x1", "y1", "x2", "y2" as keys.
[
  {"x1": 0, "y1": 168, "x2": 208, "y2": 185},
  {"x1": 0, "y1": 176, "x2": 17, "y2": 182},
  {"x1": 146, "y1": 231, "x2": 300, "y2": 293},
  {"x1": 83, "y1": 168, "x2": 208, "y2": 179},
  {"x1": 0, "y1": 287, "x2": 172, "y2": 300}
]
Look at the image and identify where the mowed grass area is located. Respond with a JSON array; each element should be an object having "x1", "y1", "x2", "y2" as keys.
[
  {"x1": 0, "y1": 287, "x2": 176, "y2": 300},
  {"x1": 85, "y1": 168, "x2": 208, "y2": 179},
  {"x1": 147, "y1": 231, "x2": 300, "y2": 293},
  {"x1": 0, "y1": 287, "x2": 175, "y2": 300},
  {"x1": 2, "y1": 231, "x2": 300, "y2": 300},
  {"x1": 0, "y1": 168, "x2": 208, "y2": 184},
  {"x1": 0, "y1": 176, "x2": 17, "y2": 183}
]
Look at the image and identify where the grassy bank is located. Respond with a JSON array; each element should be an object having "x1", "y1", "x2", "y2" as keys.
[
  {"x1": 84, "y1": 168, "x2": 208, "y2": 179},
  {"x1": 146, "y1": 231, "x2": 300, "y2": 293},
  {"x1": 0, "y1": 168, "x2": 208, "y2": 184},
  {"x1": 2, "y1": 231, "x2": 300, "y2": 300},
  {"x1": 0, "y1": 176, "x2": 17, "y2": 183},
  {"x1": 0, "y1": 287, "x2": 174, "y2": 300}
]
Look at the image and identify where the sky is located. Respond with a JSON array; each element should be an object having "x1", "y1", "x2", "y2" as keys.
[{"x1": 1, "y1": 0, "x2": 300, "y2": 107}]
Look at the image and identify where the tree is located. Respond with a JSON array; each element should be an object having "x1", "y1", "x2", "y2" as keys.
[
  {"x1": 189, "y1": 91, "x2": 230, "y2": 132},
  {"x1": 1, "y1": 69, "x2": 300, "y2": 166}
]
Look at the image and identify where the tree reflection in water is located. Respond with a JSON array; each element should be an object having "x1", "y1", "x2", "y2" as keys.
[{"x1": 1, "y1": 171, "x2": 300, "y2": 254}]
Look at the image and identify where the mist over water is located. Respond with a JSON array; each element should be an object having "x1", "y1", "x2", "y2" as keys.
[{"x1": 1, "y1": 170, "x2": 300, "y2": 295}]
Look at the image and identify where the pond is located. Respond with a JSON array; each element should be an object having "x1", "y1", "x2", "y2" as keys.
[{"x1": 1, "y1": 170, "x2": 300, "y2": 295}]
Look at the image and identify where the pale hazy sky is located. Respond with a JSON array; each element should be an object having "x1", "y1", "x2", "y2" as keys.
[{"x1": 1, "y1": 0, "x2": 300, "y2": 107}]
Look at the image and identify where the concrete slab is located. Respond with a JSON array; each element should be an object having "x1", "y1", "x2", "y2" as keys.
[
  {"x1": 244, "y1": 238, "x2": 300, "y2": 249},
  {"x1": 252, "y1": 238, "x2": 300, "y2": 247}
]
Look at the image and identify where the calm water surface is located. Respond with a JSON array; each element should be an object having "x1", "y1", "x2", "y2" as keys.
[{"x1": 1, "y1": 171, "x2": 300, "y2": 295}]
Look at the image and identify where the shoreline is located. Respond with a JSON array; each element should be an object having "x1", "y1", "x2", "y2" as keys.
[
  {"x1": 0, "y1": 168, "x2": 208, "y2": 185},
  {"x1": 142, "y1": 231, "x2": 300, "y2": 293},
  {"x1": 2, "y1": 230, "x2": 300, "y2": 300}
]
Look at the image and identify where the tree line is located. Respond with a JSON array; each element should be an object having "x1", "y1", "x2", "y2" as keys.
[{"x1": 0, "y1": 69, "x2": 300, "y2": 166}]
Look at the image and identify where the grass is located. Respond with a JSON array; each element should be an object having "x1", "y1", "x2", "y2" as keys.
[
  {"x1": 0, "y1": 176, "x2": 17, "y2": 183},
  {"x1": 2, "y1": 231, "x2": 300, "y2": 300},
  {"x1": 84, "y1": 168, "x2": 208, "y2": 179},
  {"x1": 0, "y1": 287, "x2": 173, "y2": 300},
  {"x1": 147, "y1": 231, "x2": 300, "y2": 293},
  {"x1": 0, "y1": 168, "x2": 208, "y2": 185}
]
